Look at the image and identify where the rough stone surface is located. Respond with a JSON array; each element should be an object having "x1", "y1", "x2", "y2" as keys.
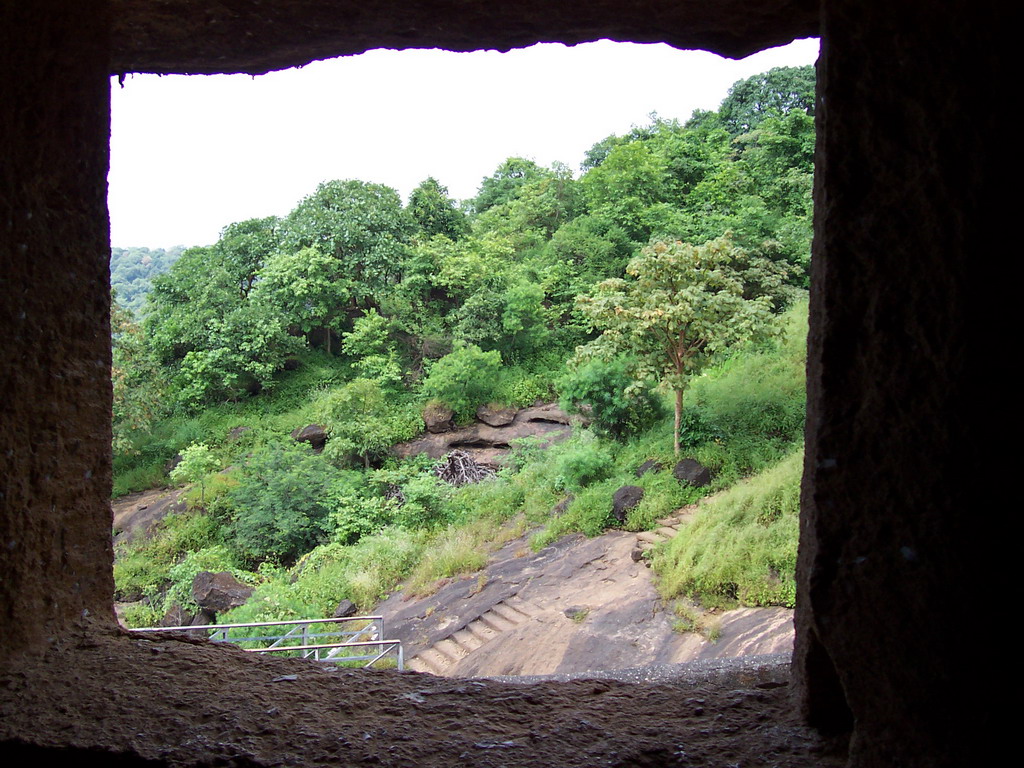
[
  {"x1": 191, "y1": 572, "x2": 254, "y2": 614},
  {"x1": 793, "y1": 2, "x2": 998, "y2": 763},
  {"x1": 378, "y1": 529, "x2": 795, "y2": 679},
  {"x1": 109, "y1": 0, "x2": 819, "y2": 75},
  {"x1": 226, "y1": 425, "x2": 251, "y2": 441},
  {"x1": 421, "y1": 402, "x2": 454, "y2": 434},
  {"x1": 673, "y1": 458, "x2": 712, "y2": 487},
  {"x1": 290, "y1": 424, "x2": 328, "y2": 451},
  {"x1": 395, "y1": 403, "x2": 575, "y2": 465},
  {"x1": 0, "y1": 0, "x2": 116, "y2": 653},
  {"x1": 332, "y1": 599, "x2": 357, "y2": 619},
  {"x1": 0, "y1": 1, "x2": 999, "y2": 765},
  {"x1": 0, "y1": 629, "x2": 842, "y2": 768},
  {"x1": 611, "y1": 485, "x2": 644, "y2": 523},
  {"x1": 475, "y1": 403, "x2": 517, "y2": 427}
]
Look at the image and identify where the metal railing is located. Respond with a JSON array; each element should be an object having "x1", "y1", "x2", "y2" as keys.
[{"x1": 135, "y1": 615, "x2": 403, "y2": 670}]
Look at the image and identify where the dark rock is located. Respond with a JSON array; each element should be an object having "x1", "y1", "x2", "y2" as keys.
[
  {"x1": 630, "y1": 548, "x2": 645, "y2": 562},
  {"x1": 227, "y1": 425, "x2": 250, "y2": 441},
  {"x1": 422, "y1": 402, "x2": 455, "y2": 434},
  {"x1": 611, "y1": 485, "x2": 644, "y2": 523},
  {"x1": 636, "y1": 459, "x2": 663, "y2": 478},
  {"x1": 191, "y1": 571, "x2": 253, "y2": 614},
  {"x1": 164, "y1": 453, "x2": 182, "y2": 474},
  {"x1": 291, "y1": 424, "x2": 328, "y2": 452},
  {"x1": 673, "y1": 459, "x2": 711, "y2": 487},
  {"x1": 476, "y1": 404, "x2": 517, "y2": 427},
  {"x1": 333, "y1": 599, "x2": 358, "y2": 618}
]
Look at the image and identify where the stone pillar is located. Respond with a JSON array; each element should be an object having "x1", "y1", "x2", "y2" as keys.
[
  {"x1": 0, "y1": 0, "x2": 115, "y2": 654},
  {"x1": 796, "y1": 1, "x2": 997, "y2": 764}
]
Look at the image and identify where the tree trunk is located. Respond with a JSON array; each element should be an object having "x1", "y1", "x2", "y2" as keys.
[{"x1": 674, "y1": 387, "x2": 683, "y2": 456}]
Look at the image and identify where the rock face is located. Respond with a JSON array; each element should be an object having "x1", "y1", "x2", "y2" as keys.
[
  {"x1": 395, "y1": 403, "x2": 576, "y2": 468},
  {"x1": 191, "y1": 572, "x2": 253, "y2": 614},
  {"x1": 673, "y1": 459, "x2": 711, "y2": 487},
  {"x1": 290, "y1": 424, "x2": 328, "y2": 452},
  {"x1": 476, "y1": 404, "x2": 517, "y2": 427},
  {"x1": 611, "y1": 486, "x2": 644, "y2": 523},
  {"x1": 333, "y1": 599, "x2": 357, "y2": 618},
  {"x1": 422, "y1": 402, "x2": 454, "y2": 434}
]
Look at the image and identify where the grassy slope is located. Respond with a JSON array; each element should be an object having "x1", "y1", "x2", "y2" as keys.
[{"x1": 115, "y1": 299, "x2": 808, "y2": 629}]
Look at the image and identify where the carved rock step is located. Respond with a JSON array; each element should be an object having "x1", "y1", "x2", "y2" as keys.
[{"x1": 410, "y1": 597, "x2": 545, "y2": 676}]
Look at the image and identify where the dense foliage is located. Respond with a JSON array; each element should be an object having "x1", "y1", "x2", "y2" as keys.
[{"x1": 111, "y1": 66, "x2": 815, "y2": 628}]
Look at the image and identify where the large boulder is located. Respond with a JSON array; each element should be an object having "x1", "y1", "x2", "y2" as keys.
[
  {"x1": 476, "y1": 403, "x2": 517, "y2": 427},
  {"x1": 191, "y1": 571, "x2": 253, "y2": 614},
  {"x1": 291, "y1": 424, "x2": 328, "y2": 452},
  {"x1": 333, "y1": 599, "x2": 358, "y2": 618},
  {"x1": 422, "y1": 402, "x2": 455, "y2": 434},
  {"x1": 673, "y1": 458, "x2": 712, "y2": 487},
  {"x1": 611, "y1": 485, "x2": 644, "y2": 524}
]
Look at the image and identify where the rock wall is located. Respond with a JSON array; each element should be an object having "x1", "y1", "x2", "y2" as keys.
[
  {"x1": 796, "y1": 1, "x2": 998, "y2": 764},
  {"x1": 0, "y1": 1, "x2": 117, "y2": 652},
  {"x1": 0, "y1": 0, "x2": 999, "y2": 765},
  {"x1": 108, "y1": 0, "x2": 819, "y2": 75}
]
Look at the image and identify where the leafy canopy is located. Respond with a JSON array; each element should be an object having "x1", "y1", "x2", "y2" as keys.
[{"x1": 575, "y1": 233, "x2": 778, "y2": 454}]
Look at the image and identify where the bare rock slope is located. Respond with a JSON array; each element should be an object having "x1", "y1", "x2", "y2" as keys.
[{"x1": 375, "y1": 526, "x2": 793, "y2": 678}]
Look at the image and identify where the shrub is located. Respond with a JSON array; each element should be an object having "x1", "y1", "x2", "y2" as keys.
[
  {"x1": 553, "y1": 437, "x2": 614, "y2": 491},
  {"x1": 228, "y1": 441, "x2": 337, "y2": 565},
  {"x1": 558, "y1": 356, "x2": 663, "y2": 438},
  {"x1": 421, "y1": 343, "x2": 502, "y2": 420}
]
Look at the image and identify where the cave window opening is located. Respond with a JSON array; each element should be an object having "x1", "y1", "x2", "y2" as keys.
[{"x1": 108, "y1": 39, "x2": 819, "y2": 678}]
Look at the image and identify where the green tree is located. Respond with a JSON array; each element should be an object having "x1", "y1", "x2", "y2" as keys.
[
  {"x1": 169, "y1": 443, "x2": 220, "y2": 504},
  {"x1": 316, "y1": 378, "x2": 419, "y2": 468},
  {"x1": 228, "y1": 442, "x2": 336, "y2": 564},
  {"x1": 558, "y1": 356, "x2": 663, "y2": 439},
  {"x1": 718, "y1": 65, "x2": 816, "y2": 136},
  {"x1": 341, "y1": 308, "x2": 402, "y2": 386},
  {"x1": 472, "y1": 157, "x2": 550, "y2": 214},
  {"x1": 575, "y1": 234, "x2": 777, "y2": 455},
  {"x1": 216, "y1": 216, "x2": 281, "y2": 299},
  {"x1": 408, "y1": 177, "x2": 467, "y2": 240},
  {"x1": 283, "y1": 179, "x2": 413, "y2": 307},
  {"x1": 111, "y1": 292, "x2": 166, "y2": 454},
  {"x1": 252, "y1": 246, "x2": 352, "y2": 354}
]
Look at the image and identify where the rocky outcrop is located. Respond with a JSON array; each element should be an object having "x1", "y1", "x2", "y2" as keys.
[
  {"x1": 394, "y1": 403, "x2": 577, "y2": 468},
  {"x1": 290, "y1": 424, "x2": 328, "y2": 452},
  {"x1": 422, "y1": 402, "x2": 454, "y2": 434},
  {"x1": 635, "y1": 459, "x2": 663, "y2": 478},
  {"x1": 191, "y1": 571, "x2": 253, "y2": 614},
  {"x1": 476, "y1": 404, "x2": 517, "y2": 427},
  {"x1": 673, "y1": 458, "x2": 711, "y2": 487},
  {"x1": 611, "y1": 486, "x2": 644, "y2": 523}
]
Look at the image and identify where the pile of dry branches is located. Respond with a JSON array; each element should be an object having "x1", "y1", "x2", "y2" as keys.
[{"x1": 434, "y1": 449, "x2": 496, "y2": 486}]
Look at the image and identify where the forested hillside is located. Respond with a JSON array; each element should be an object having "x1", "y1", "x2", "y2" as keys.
[
  {"x1": 113, "y1": 65, "x2": 814, "y2": 631},
  {"x1": 111, "y1": 246, "x2": 184, "y2": 313}
]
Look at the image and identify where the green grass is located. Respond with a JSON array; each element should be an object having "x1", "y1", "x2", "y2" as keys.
[{"x1": 653, "y1": 447, "x2": 803, "y2": 608}]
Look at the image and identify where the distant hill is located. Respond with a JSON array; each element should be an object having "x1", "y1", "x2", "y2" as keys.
[{"x1": 110, "y1": 245, "x2": 185, "y2": 314}]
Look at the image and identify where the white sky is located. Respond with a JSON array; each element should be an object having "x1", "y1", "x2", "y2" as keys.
[{"x1": 109, "y1": 38, "x2": 819, "y2": 249}]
